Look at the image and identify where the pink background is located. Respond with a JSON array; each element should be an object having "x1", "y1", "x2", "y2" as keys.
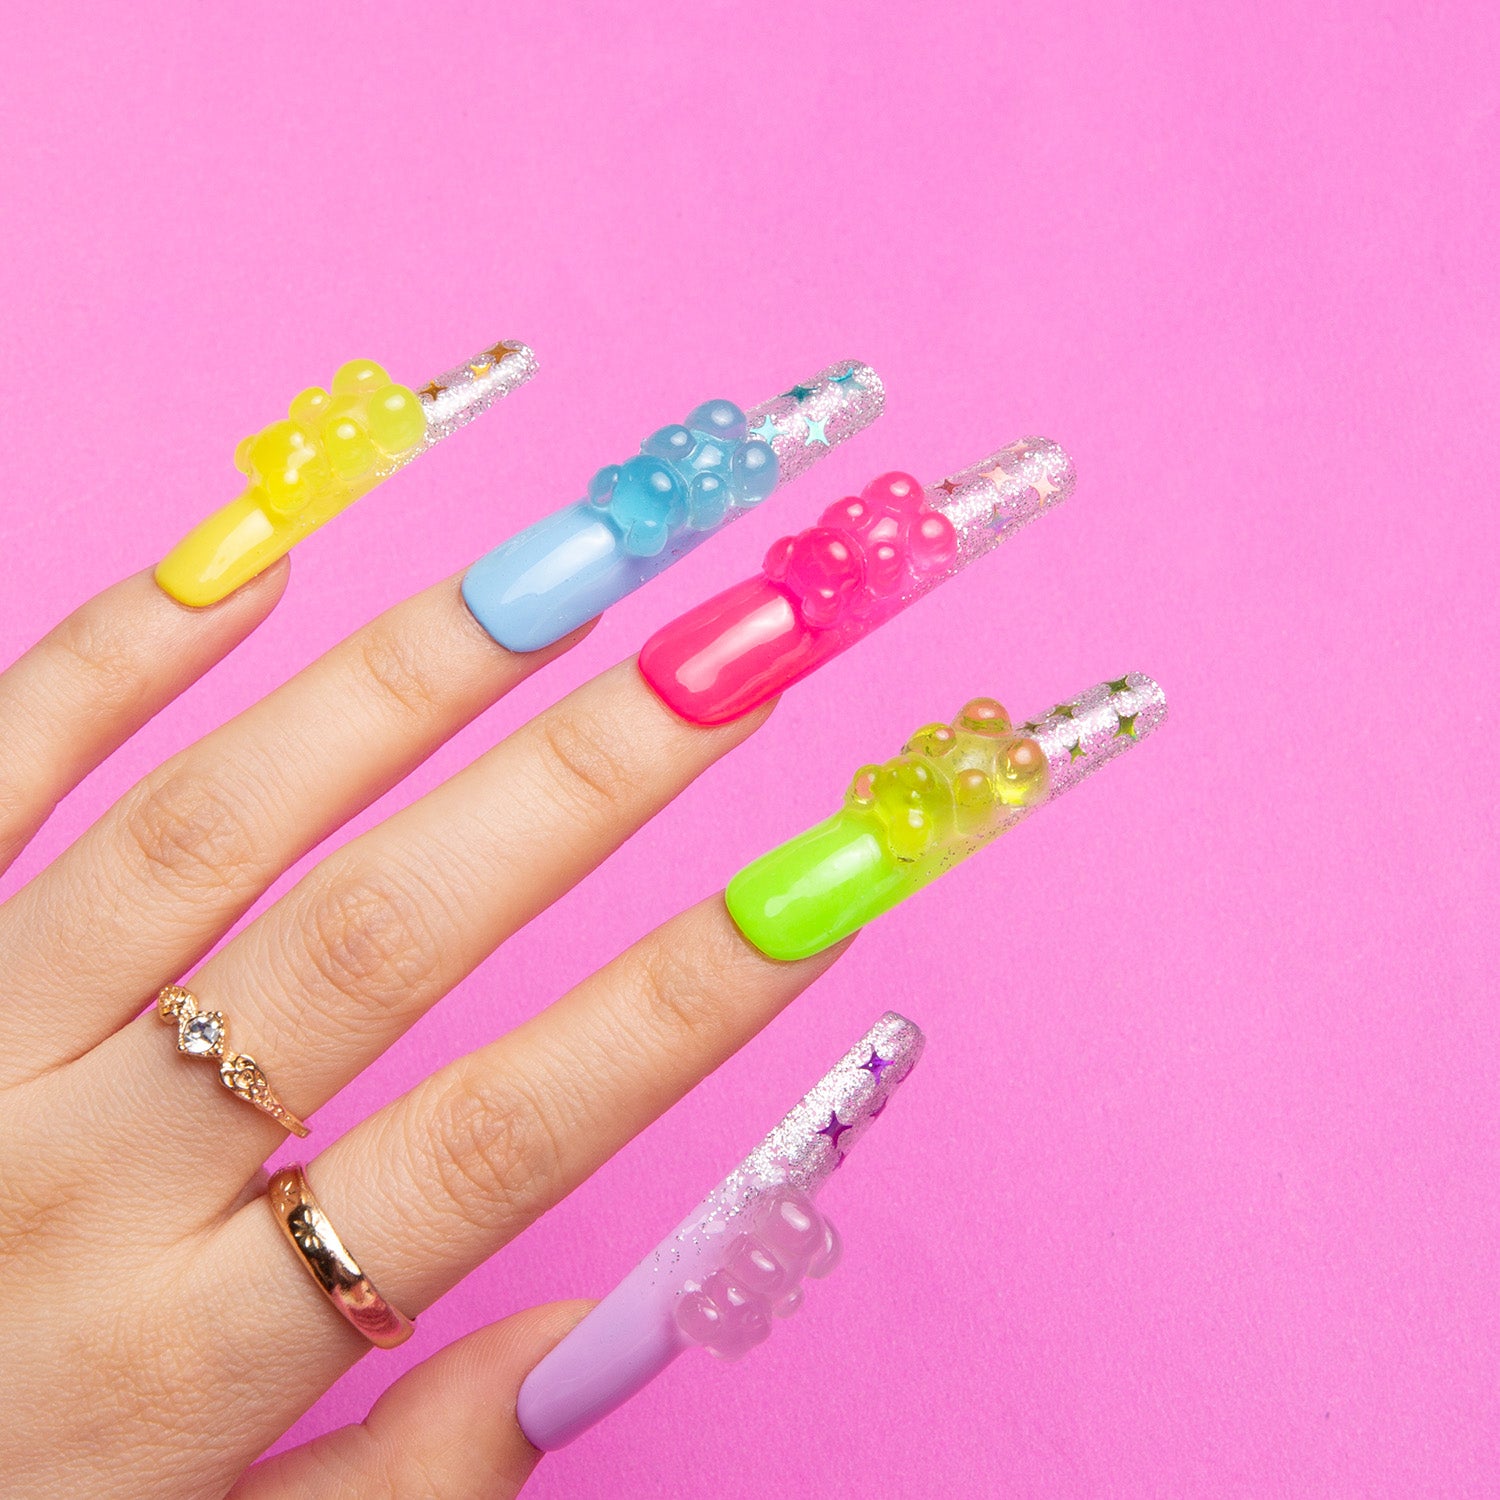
[{"x1": 2, "y1": 3, "x2": 1496, "y2": 1494}]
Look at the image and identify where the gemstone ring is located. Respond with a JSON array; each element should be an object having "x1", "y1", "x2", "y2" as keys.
[{"x1": 156, "y1": 984, "x2": 309, "y2": 1138}]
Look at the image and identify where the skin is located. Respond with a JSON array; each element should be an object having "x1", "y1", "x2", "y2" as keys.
[{"x1": 0, "y1": 559, "x2": 850, "y2": 1499}]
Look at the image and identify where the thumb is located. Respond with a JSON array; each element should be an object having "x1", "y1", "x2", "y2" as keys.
[{"x1": 232, "y1": 1301, "x2": 593, "y2": 1500}]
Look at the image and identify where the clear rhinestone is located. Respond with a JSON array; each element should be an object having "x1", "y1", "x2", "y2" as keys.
[{"x1": 180, "y1": 1011, "x2": 224, "y2": 1056}]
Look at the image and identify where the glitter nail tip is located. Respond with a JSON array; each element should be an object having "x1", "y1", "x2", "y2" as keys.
[
  {"x1": 515, "y1": 1012, "x2": 923, "y2": 1451},
  {"x1": 725, "y1": 675, "x2": 1166, "y2": 961},
  {"x1": 460, "y1": 361, "x2": 885, "y2": 653},
  {"x1": 638, "y1": 437, "x2": 1074, "y2": 724},
  {"x1": 154, "y1": 340, "x2": 536, "y2": 608}
]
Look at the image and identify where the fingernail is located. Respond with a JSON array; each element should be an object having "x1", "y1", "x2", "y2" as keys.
[
  {"x1": 638, "y1": 437, "x2": 1074, "y2": 724},
  {"x1": 727, "y1": 675, "x2": 1167, "y2": 961},
  {"x1": 155, "y1": 340, "x2": 538, "y2": 607},
  {"x1": 461, "y1": 360, "x2": 885, "y2": 652},
  {"x1": 516, "y1": 1011, "x2": 922, "y2": 1450}
]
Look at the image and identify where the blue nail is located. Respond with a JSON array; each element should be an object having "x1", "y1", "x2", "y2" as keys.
[{"x1": 461, "y1": 364, "x2": 885, "y2": 651}]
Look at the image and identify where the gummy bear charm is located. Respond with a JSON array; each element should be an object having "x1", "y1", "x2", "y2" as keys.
[
  {"x1": 674, "y1": 1189, "x2": 841, "y2": 1359},
  {"x1": 234, "y1": 360, "x2": 426, "y2": 522}
]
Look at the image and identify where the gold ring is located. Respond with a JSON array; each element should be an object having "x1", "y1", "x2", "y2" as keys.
[
  {"x1": 156, "y1": 984, "x2": 309, "y2": 1138},
  {"x1": 267, "y1": 1165, "x2": 415, "y2": 1349}
]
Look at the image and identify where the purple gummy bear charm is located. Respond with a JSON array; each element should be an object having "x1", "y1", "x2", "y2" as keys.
[{"x1": 675, "y1": 1188, "x2": 842, "y2": 1358}]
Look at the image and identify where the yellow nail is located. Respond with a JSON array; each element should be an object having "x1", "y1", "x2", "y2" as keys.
[{"x1": 156, "y1": 342, "x2": 537, "y2": 607}]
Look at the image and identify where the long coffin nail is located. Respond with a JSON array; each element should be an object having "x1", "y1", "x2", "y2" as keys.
[
  {"x1": 638, "y1": 437, "x2": 1073, "y2": 724},
  {"x1": 727, "y1": 675, "x2": 1167, "y2": 961},
  {"x1": 516, "y1": 1011, "x2": 923, "y2": 1450},
  {"x1": 460, "y1": 360, "x2": 885, "y2": 652},
  {"x1": 155, "y1": 340, "x2": 539, "y2": 607}
]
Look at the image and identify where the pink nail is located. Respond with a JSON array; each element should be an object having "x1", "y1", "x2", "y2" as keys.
[{"x1": 638, "y1": 438, "x2": 1074, "y2": 724}]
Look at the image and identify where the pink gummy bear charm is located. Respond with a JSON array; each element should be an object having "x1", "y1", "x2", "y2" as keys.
[{"x1": 763, "y1": 473, "x2": 958, "y2": 632}]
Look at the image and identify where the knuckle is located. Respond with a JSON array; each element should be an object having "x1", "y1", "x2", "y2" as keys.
[
  {"x1": 57, "y1": 1290, "x2": 232, "y2": 1473},
  {"x1": 118, "y1": 764, "x2": 259, "y2": 894},
  {"x1": 0, "y1": 1150, "x2": 76, "y2": 1263},
  {"x1": 353, "y1": 1441, "x2": 447, "y2": 1500},
  {"x1": 631, "y1": 934, "x2": 726, "y2": 1046},
  {"x1": 356, "y1": 622, "x2": 446, "y2": 722},
  {"x1": 424, "y1": 1067, "x2": 563, "y2": 1232},
  {"x1": 531, "y1": 705, "x2": 636, "y2": 824},
  {"x1": 298, "y1": 861, "x2": 448, "y2": 1010},
  {"x1": 54, "y1": 603, "x2": 150, "y2": 718},
  {"x1": 0, "y1": 775, "x2": 32, "y2": 837}
]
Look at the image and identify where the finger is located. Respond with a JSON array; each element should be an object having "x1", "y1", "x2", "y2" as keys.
[
  {"x1": 230, "y1": 1304, "x2": 589, "y2": 1500},
  {"x1": 77, "y1": 665, "x2": 772, "y2": 1197},
  {"x1": 304, "y1": 900, "x2": 848, "y2": 1310},
  {"x1": 0, "y1": 576, "x2": 586, "y2": 1083},
  {"x1": 0, "y1": 564, "x2": 287, "y2": 876},
  {"x1": 199, "y1": 899, "x2": 842, "y2": 1444}
]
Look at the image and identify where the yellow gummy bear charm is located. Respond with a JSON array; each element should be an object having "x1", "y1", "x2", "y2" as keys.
[
  {"x1": 156, "y1": 359, "x2": 427, "y2": 607},
  {"x1": 726, "y1": 698, "x2": 1049, "y2": 960}
]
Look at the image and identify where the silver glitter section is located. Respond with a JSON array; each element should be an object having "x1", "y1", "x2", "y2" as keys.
[
  {"x1": 1022, "y1": 672, "x2": 1169, "y2": 802},
  {"x1": 382, "y1": 338, "x2": 539, "y2": 476},
  {"x1": 745, "y1": 359, "x2": 886, "y2": 487},
  {"x1": 741, "y1": 1010, "x2": 923, "y2": 1195},
  {"x1": 645, "y1": 1012, "x2": 924, "y2": 1283},
  {"x1": 926, "y1": 435, "x2": 1075, "y2": 572}
]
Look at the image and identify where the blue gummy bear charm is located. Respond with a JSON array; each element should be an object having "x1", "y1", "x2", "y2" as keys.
[
  {"x1": 600, "y1": 456, "x2": 687, "y2": 557},
  {"x1": 463, "y1": 399, "x2": 781, "y2": 651}
]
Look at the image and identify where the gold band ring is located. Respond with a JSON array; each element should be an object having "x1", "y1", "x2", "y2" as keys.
[
  {"x1": 267, "y1": 1165, "x2": 415, "y2": 1349},
  {"x1": 156, "y1": 985, "x2": 309, "y2": 1138}
]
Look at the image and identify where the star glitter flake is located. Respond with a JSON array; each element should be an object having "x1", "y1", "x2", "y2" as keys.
[
  {"x1": 818, "y1": 1112, "x2": 852, "y2": 1153},
  {"x1": 860, "y1": 1050, "x2": 893, "y2": 1080},
  {"x1": 1051, "y1": 705, "x2": 1076, "y2": 720},
  {"x1": 468, "y1": 360, "x2": 494, "y2": 377},
  {"x1": 482, "y1": 341, "x2": 517, "y2": 364},
  {"x1": 935, "y1": 478, "x2": 961, "y2": 496},
  {"x1": 803, "y1": 417, "x2": 830, "y2": 447},
  {"x1": 419, "y1": 381, "x2": 447, "y2": 400},
  {"x1": 1068, "y1": 742, "x2": 1087, "y2": 761},
  {"x1": 751, "y1": 415, "x2": 779, "y2": 442},
  {"x1": 782, "y1": 383, "x2": 817, "y2": 402},
  {"x1": 1115, "y1": 713, "x2": 1139, "y2": 739},
  {"x1": 1106, "y1": 677, "x2": 1133, "y2": 694},
  {"x1": 830, "y1": 366, "x2": 864, "y2": 392}
]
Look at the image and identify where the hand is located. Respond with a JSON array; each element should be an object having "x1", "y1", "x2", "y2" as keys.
[{"x1": 0, "y1": 561, "x2": 846, "y2": 1498}]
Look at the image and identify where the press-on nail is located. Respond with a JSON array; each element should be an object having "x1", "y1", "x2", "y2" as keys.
[
  {"x1": 516, "y1": 1012, "x2": 923, "y2": 1450},
  {"x1": 156, "y1": 341, "x2": 538, "y2": 607},
  {"x1": 726, "y1": 675, "x2": 1167, "y2": 960},
  {"x1": 639, "y1": 438, "x2": 1074, "y2": 724},
  {"x1": 460, "y1": 361, "x2": 886, "y2": 652}
]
